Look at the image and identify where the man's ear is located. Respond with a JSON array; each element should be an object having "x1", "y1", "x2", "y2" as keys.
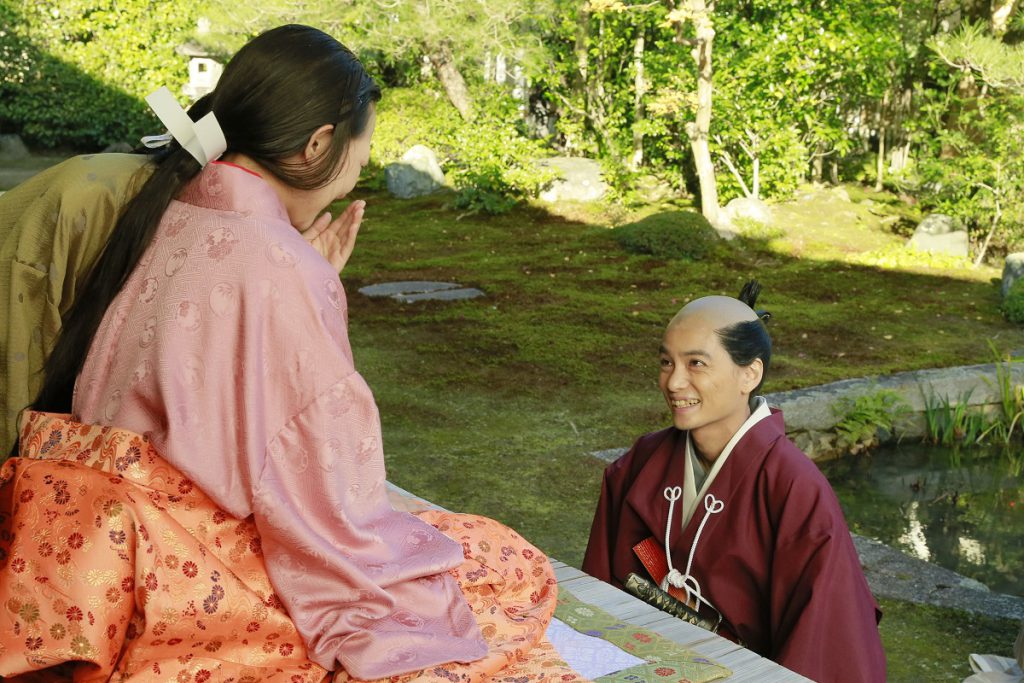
[
  {"x1": 741, "y1": 358, "x2": 764, "y2": 395},
  {"x1": 304, "y1": 124, "x2": 335, "y2": 162}
]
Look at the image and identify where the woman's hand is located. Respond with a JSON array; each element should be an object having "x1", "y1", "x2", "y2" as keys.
[{"x1": 301, "y1": 200, "x2": 365, "y2": 274}]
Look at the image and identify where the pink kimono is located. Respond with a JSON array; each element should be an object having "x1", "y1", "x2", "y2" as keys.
[{"x1": 0, "y1": 162, "x2": 579, "y2": 681}]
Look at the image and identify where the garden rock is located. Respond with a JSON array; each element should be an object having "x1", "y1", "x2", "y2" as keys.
[
  {"x1": 537, "y1": 156, "x2": 607, "y2": 203},
  {"x1": 725, "y1": 196, "x2": 772, "y2": 225},
  {"x1": 907, "y1": 213, "x2": 969, "y2": 257},
  {"x1": 0, "y1": 134, "x2": 29, "y2": 160},
  {"x1": 385, "y1": 145, "x2": 446, "y2": 199},
  {"x1": 1002, "y1": 253, "x2": 1024, "y2": 299},
  {"x1": 830, "y1": 186, "x2": 852, "y2": 202},
  {"x1": 634, "y1": 174, "x2": 675, "y2": 203}
]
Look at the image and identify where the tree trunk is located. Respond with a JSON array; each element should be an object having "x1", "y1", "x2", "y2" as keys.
[
  {"x1": 428, "y1": 43, "x2": 473, "y2": 121},
  {"x1": 975, "y1": 190, "x2": 1002, "y2": 267},
  {"x1": 991, "y1": 0, "x2": 1018, "y2": 35},
  {"x1": 889, "y1": 86, "x2": 913, "y2": 173},
  {"x1": 575, "y1": 6, "x2": 590, "y2": 85},
  {"x1": 570, "y1": 9, "x2": 620, "y2": 161},
  {"x1": 630, "y1": 31, "x2": 646, "y2": 171},
  {"x1": 811, "y1": 143, "x2": 824, "y2": 184},
  {"x1": 875, "y1": 126, "x2": 886, "y2": 191},
  {"x1": 684, "y1": 0, "x2": 723, "y2": 229}
]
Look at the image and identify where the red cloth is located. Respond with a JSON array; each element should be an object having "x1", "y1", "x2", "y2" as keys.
[{"x1": 582, "y1": 410, "x2": 886, "y2": 683}]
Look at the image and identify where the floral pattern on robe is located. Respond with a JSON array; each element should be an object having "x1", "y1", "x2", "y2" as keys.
[{"x1": 0, "y1": 412, "x2": 587, "y2": 682}]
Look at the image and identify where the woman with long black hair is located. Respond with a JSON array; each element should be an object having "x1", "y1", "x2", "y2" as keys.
[{"x1": 1, "y1": 25, "x2": 577, "y2": 682}]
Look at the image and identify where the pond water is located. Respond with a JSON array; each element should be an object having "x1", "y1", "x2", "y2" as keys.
[{"x1": 821, "y1": 442, "x2": 1024, "y2": 597}]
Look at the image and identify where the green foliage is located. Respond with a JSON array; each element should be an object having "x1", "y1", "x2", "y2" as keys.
[
  {"x1": 929, "y1": 22, "x2": 1024, "y2": 91},
  {"x1": 709, "y1": 118, "x2": 807, "y2": 202},
  {"x1": 372, "y1": 86, "x2": 461, "y2": 167},
  {"x1": 913, "y1": 35, "x2": 1024, "y2": 262},
  {"x1": 0, "y1": 0, "x2": 196, "y2": 148},
  {"x1": 534, "y1": 2, "x2": 687, "y2": 173},
  {"x1": 199, "y1": 0, "x2": 555, "y2": 79},
  {"x1": 531, "y1": 0, "x2": 938, "y2": 203},
  {"x1": 979, "y1": 343, "x2": 1024, "y2": 445},
  {"x1": 923, "y1": 346, "x2": 1024, "y2": 447},
  {"x1": 372, "y1": 84, "x2": 557, "y2": 213},
  {"x1": 922, "y1": 388, "x2": 989, "y2": 446},
  {"x1": 832, "y1": 389, "x2": 911, "y2": 454},
  {"x1": 1002, "y1": 278, "x2": 1024, "y2": 324},
  {"x1": 851, "y1": 243, "x2": 974, "y2": 271},
  {"x1": 915, "y1": 91, "x2": 1024, "y2": 259},
  {"x1": 708, "y1": 0, "x2": 904, "y2": 199},
  {"x1": 612, "y1": 211, "x2": 718, "y2": 260}
]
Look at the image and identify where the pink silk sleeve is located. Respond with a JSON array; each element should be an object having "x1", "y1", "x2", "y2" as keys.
[
  {"x1": 253, "y1": 371, "x2": 487, "y2": 678},
  {"x1": 214, "y1": 249, "x2": 486, "y2": 677}
]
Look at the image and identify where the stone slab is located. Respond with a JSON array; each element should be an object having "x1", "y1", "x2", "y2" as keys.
[
  {"x1": 385, "y1": 145, "x2": 446, "y2": 199},
  {"x1": 590, "y1": 447, "x2": 629, "y2": 463},
  {"x1": 358, "y1": 281, "x2": 484, "y2": 302},
  {"x1": 907, "y1": 229, "x2": 970, "y2": 257},
  {"x1": 395, "y1": 287, "x2": 484, "y2": 302},
  {"x1": 358, "y1": 281, "x2": 460, "y2": 297},
  {"x1": 854, "y1": 534, "x2": 1024, "y2": 620}
]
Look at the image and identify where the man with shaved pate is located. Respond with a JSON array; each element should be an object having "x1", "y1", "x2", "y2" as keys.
[{"x1": 583, "y1": 281, "x2": 886, "y2": 682}]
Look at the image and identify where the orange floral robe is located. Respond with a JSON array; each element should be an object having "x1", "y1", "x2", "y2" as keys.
[{"x1": 0, "y1": 413, "x2": 585, "y2": 682}]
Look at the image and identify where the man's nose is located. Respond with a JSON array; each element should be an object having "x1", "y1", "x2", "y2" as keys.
[{"x1": 667, "y1": 366, "x2": 690, "y2": 391}]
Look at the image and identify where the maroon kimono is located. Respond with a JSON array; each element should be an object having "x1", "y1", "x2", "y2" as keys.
[{"x1": 582, "y1": 409, "x2": 886, "y2": 683}]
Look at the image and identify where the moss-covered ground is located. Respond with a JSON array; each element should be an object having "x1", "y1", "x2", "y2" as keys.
[{"x1": 341, "y1": 184, "x2": 1022, "y2": 680}]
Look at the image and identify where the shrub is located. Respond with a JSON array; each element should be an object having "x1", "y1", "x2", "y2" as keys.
[
  {"x1": 1003, "y1": 278, "x2": 1024, "y2": 324},
  {"x1": 372, "y1": 83, "x2": 557, "y2": 214},
  {"x1": 612, "y1": 211, "x2": 719, "y2": 260},
  {"x1": 0, "y1": 0, "x2": 196, "y2": 149},
  {"x1": 832, "y1": 389, "x2": 911, "y2": 454}
]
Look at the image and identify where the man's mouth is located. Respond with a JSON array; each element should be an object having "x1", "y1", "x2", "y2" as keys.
[{"x1": 670, "y1": 398, "x2": 701, "y2": 408}]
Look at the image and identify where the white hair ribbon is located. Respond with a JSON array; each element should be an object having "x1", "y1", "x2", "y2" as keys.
[
  {"x1": 142, "y1": 87, "x2": 226, "y2": 167},
  {"x1": 139, "y1": 132, "x2": 174, "y2": 149}
]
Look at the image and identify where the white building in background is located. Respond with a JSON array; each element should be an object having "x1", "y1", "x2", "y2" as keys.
[
  {"x1": 178, "y1": 18, "x2": 222, "y2": 101},
  {"x1": 178, "y1": 41, "x2": 223, "y2": 100}
]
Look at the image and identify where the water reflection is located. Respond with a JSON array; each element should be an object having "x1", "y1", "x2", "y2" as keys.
[
  {"x1": 822, "y1": 443, "x2": 1023, "y2": 596},
  {"x1": 898, "y1": 501, "x2": 930, "y2": 562}
]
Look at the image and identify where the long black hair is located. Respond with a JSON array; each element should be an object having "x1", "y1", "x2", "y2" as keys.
[
  {"x1": 716, "y1": 279, "x2": 772, "y2": 400},
  {"x1": 33, "y1": 25, "x2": 381, "y2": 413}
]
